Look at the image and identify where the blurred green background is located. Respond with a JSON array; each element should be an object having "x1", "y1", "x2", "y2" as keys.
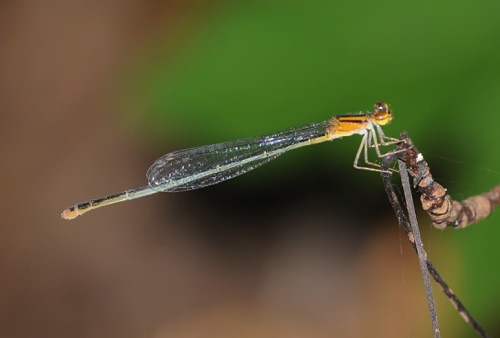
[{"x1": 1, "y1": 1, "x2": 499, "y2": 337}]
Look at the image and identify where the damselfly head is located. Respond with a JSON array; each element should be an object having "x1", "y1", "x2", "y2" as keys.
[{"x1": 372, "y1": 101, "x2": 393, "y2": 126}]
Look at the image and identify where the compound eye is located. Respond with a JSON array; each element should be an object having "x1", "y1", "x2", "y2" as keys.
[{"x1": 374, "y1": 101, "x2": 389, "y2": 114}]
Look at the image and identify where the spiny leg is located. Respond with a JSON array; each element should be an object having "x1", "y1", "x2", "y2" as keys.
[
  {"x1": 369, "y1": 125, "x2": 408, "y2": 173},
  {"x1": 370, "y1": 124, "x2": 402, "y2": 158},
  {"x1": 353, "y1": 132, "x2": 392, "y2": 173}
]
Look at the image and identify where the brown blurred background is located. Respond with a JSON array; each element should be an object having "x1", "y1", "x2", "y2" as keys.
[{"x1": 1, "y1": 1, "x2": 499, "y2": 337}]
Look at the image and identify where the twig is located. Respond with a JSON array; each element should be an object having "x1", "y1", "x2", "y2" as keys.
[
  {"x1": 396, "y1": 131, "x2": 500, "y2": 229},
  {"x1": 380, "y1": 140, "x2": 491, "y2": 338},
  {"x1": 398, "y1": 159, "x2": 440, "y2": 338},
  {"x1": 381, "y1": 154, "x2": 440, "y2": 337}
]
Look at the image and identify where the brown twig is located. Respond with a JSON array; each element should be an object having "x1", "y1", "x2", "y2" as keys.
[{"x1": 395, "y1": 131, "x2": 500, "y2": 229}]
